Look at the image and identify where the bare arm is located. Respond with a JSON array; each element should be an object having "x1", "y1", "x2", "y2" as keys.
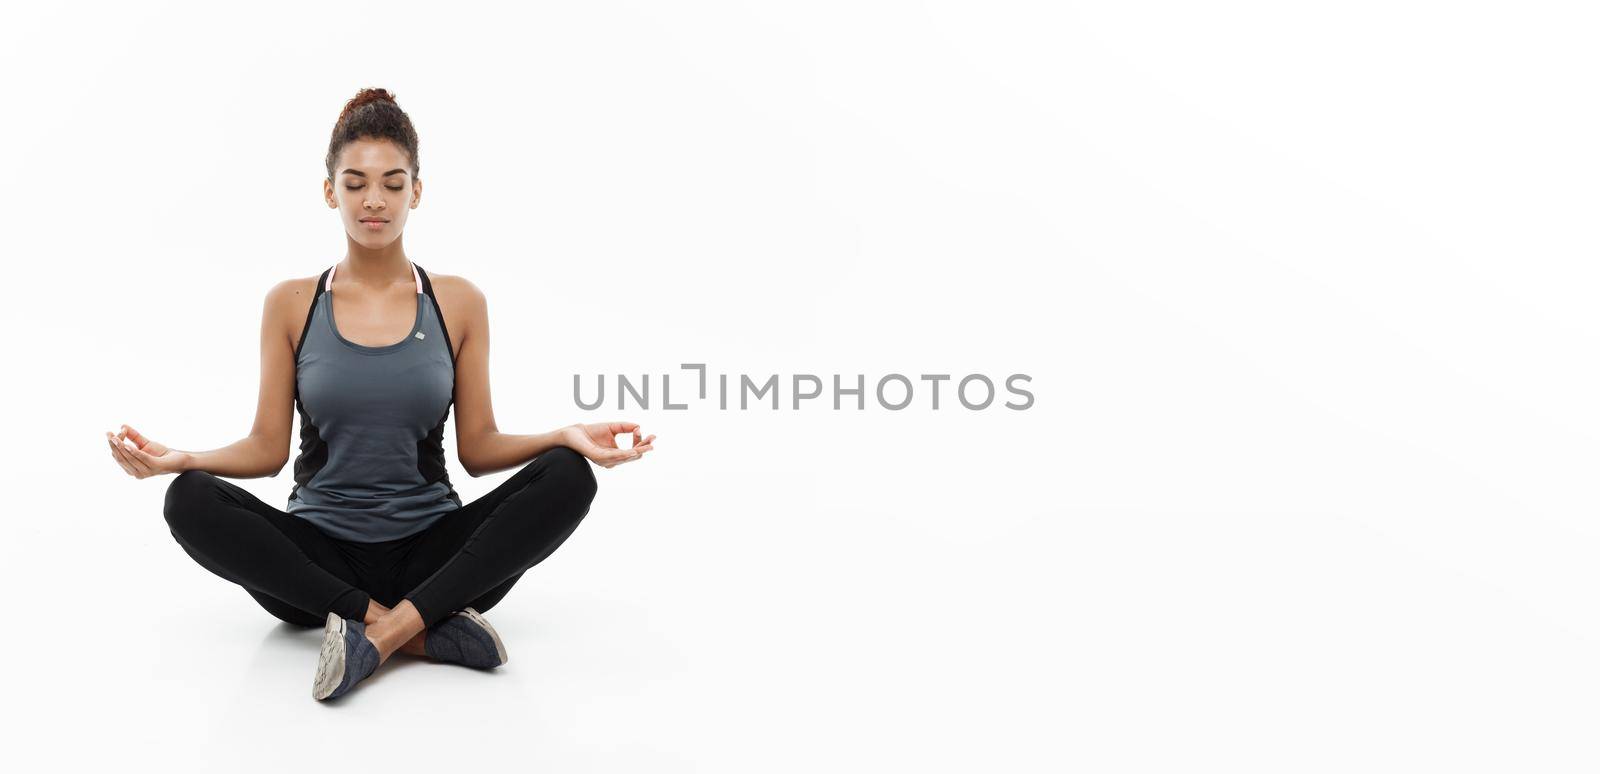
[
  {"x1": 448, "y1": 277, "x2": 565, "y2": 477},
  {"x1": 174, "y1": 280, "x2": 299, "y2": 478},
  {"x1": 447, "y1": 276, "x2": 655, "y2": 476},
  {"x1": 111, "y1": 274, "x2": 651, "y2": 480}
]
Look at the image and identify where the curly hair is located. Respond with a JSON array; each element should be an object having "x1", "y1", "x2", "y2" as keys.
[{"x1": 324, "y1": 87, "x2": 421, "y2": 182}]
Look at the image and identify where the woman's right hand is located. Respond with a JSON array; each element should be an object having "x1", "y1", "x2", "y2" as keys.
[{"x1": 105, "y1": 424, "x2": 191, "y2": 479}]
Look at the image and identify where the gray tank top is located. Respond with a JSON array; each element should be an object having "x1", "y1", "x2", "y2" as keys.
[{"x1": 286, "y1": 261, "x2": 461, "y2": 542}]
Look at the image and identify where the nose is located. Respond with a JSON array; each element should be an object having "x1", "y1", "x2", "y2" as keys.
[{"x1": 364, "y1": 196, "x2": 386, "y2": 211}]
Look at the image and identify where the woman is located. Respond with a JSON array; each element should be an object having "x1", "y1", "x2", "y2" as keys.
[{"x1": 104, "y1": 88, "x2": 655, "y2": 702}]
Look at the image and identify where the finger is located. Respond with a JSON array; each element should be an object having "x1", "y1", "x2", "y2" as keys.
[
  {"x1": 108, "y1": 437, "x2": 139, "y2": 476},
  {"x1": 119, "y1": 439, "x2": 154, "y2": 477},
  {"x1": 616, "y1": 445, "x2": 652, "y2": 464},
  {"x1": 129, "y1": 445, "x2": 164, "y2": 472},
  {"x1": 112, "y1": 436, "x2": 153, "y2": 476},
  {"x1": 108, "y1": 431, "x2": 131, "y2": 460},
  {"x1": 123, "y1": 424, "x2": 148, "y2": 449},
  {"x1": 610, "y1": 422, "x2": 639, "y2": 435},
  {"x1": 632, "y1": 427, "x2": 641, "y2": 448},
  {"x1": 108, "y1": 438, "x2": 136, "y2": 476}
]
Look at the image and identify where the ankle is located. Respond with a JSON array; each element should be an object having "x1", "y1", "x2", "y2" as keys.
[
  {"x1": 364, "y1": 600, "x2": 425, "y2": 660},
  {"x1": 399, "y1": 631, "x2": 429, "y2": 658},
  {"x1": 363, "y1": 599, "x2": 392, "y2": 626}
]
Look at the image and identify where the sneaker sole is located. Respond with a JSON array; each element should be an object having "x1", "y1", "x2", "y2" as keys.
[
  {"x1": 459, "y1": 607, "x2": 509, "y2": 666},
  {"x1": 312, "y1": 612, "x2": 348, "y2": 701}
]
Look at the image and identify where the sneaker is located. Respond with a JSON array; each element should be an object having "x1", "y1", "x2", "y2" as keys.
[
  {"x1": 424, "y1": 607, "x2": 508, "y2": 669},
  {"x1": 312, "y1": 612, "x2": 381, "y2": 701}
]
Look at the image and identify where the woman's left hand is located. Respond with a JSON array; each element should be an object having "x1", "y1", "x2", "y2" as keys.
[{"x1": 561, "y1": 422, "x2": 656, "y2": 469}]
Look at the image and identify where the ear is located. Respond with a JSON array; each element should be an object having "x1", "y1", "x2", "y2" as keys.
[
  {"x1": 411, "y1": 177, "x2": 423, "y2": 208},
  {"x1": 323, "y1": 177, "x2": 337, "y2": 209}
]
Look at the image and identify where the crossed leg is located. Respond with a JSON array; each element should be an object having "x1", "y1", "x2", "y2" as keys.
[
  {"x1": 364, "y1": 446, "x2": 599, "y2": 662},
  {"x1": 161, "y1": 445, "x2": 598, "y2": 664},
  {"x1": 164, "y1": 470, "x2": 442, "y2": 654}
]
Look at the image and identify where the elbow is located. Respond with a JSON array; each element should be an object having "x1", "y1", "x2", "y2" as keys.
[{"x1": 458, "y1": 441, "x2": 489, "y2": 478}]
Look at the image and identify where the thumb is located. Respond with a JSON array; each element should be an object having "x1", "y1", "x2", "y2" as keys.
[{"x1": 122, "y1": 424, "x2": 147, "y2": 448}]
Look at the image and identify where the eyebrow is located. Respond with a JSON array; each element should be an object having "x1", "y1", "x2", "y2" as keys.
[{"x1": 340, "y1": 168, "x2": 408, "y2": 177}]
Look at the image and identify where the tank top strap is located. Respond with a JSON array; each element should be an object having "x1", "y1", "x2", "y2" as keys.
[
  {"x1": 412, "y1": 262, "x2": 456, "y2": 365},
  {"x1": 296, "y1": 266, "x2": 334, "y2": 363}
]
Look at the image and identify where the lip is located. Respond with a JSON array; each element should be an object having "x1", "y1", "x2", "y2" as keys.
[{"x1": 359, "y1": 219, "x2": 389, "y2": 230}]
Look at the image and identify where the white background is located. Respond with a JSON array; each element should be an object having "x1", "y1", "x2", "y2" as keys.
[{"x1": 3, "y1": 1, "x2": 1596, "y2": 771}]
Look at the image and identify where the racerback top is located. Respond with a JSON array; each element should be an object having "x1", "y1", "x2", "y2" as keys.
[{"x1": 287, "y1": 261, "x2": 461, "y2": 542}]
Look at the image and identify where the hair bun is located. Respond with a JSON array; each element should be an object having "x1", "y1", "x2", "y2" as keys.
[
  {"x1": 326, "y1": 87, "x2": 421, "y2": 181},
  {"x1": 349, "y1": 87, "x2": 396, "y2": 109},
  {"x1": 336, "y1": 88, "x2": 398, "y2": 127}
]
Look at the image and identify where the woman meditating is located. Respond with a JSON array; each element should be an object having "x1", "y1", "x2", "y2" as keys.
[{"x1": 104, "y1": 87, "x2": 655, "y2": 701}]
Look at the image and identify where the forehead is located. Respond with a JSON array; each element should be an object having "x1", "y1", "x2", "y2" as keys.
[{"x1": 337, "y1": 138, "x2": 410, "y2": 174}]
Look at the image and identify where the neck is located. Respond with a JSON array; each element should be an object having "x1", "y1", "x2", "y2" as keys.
[{"x1": 341, "y1": 235, "x2": 412, "y2": 287}]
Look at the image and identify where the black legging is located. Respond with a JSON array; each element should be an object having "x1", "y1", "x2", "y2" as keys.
[{"x1": 162, "y1": 445, "x2": 598, "y2": 629}]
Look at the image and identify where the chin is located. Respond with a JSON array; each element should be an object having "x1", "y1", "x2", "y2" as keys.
[{"x1": 350, "y1": 229, "x2": 400, "y2": 247}]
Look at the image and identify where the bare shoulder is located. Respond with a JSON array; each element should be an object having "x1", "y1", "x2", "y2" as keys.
[
  {"x1": 428, "y1": 272, "x2": 487, "y2": 308},
  {"x1": 427, "y1": 272, "x2": 488, "y2": 327},
  {"x1": 270, "y1": 273, "x2": 323, "y2": 305},
  {"x1": 270, "y1": 273, "x2": 324, "y2": 351}
]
